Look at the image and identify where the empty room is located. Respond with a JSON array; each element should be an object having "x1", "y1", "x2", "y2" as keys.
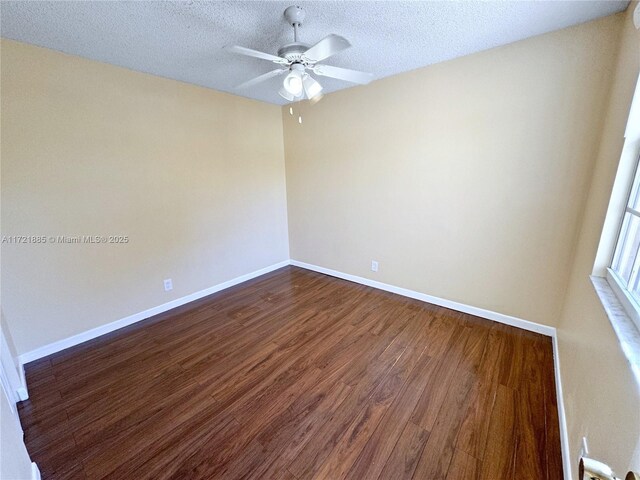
[{"x1": 1, "y1": 1, "x2": 640, "y2": 479}]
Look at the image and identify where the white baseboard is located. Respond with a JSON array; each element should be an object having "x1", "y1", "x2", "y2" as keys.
[
  {"x1": 18, "y1": 260, "x2": 290, "y2": 365},
  {"x1": 291, "y1": 259, "x2": 569, "y2": 478},
  {"x1": 17, "y1": 387, "x2": 29, "y2": 401},
  {"x1": 1, "y1": 327, "x2": 28, "y2": 402},
  {"x1": 553, "y1": 334, "x2": 572, "y2": 480},
  {"x1": 31, "y1": 462, "x2": 41, "y2": 480},
  {"x1": 18, "y1": 363, "x2": 28, "y2": 400},
  {"x1": 290, "y1": 260, "x2": 556, "y2": 337}
]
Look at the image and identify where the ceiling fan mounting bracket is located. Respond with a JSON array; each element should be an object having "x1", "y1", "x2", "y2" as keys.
[{"x1": 284, "y1": 6, "x2": 305, "y2": 27}]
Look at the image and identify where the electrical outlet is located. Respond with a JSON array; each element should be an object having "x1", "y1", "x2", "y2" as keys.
[
  {"x1": 371, "y1": 260, "x2": 379, "y2": 272},
  {"x1": 164, "y1": 278, "x2": 173, "y2": 291},
  {"x1": 634, "y1": 2, "x2": 640, "y2": 30}
]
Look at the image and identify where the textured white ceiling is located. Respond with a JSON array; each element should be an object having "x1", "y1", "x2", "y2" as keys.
[{"x1": 0, "y1": 1, "x2": 629, "y2": 105}]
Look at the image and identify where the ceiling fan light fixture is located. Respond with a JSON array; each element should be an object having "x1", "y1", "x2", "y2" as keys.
[
  {"x1": 309, "y1": 92, "x2": 324, "y2": 105},
  {"x1": 283, "y1": 66, "x2": 304, "y2": 96},
  {"x1": 302, "y1": 74, "x2": 323, "y2": 100},
  {"x1": 278, "y1": 86, "x2": 297, "y2": 102}
]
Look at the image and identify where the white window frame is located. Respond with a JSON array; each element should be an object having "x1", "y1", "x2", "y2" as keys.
[
  {"x1": 607, "y1": 267, "x2": 640, "y2": 332},
  {"x1": 608, "y1": 150, "x2": 640, "y2": 333}
]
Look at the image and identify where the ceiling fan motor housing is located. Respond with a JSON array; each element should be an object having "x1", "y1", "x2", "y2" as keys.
[{"x1": 277, "y1": 43, "x2": 311, "y2": 65}]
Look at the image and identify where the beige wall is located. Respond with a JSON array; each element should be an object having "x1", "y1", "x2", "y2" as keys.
[
  {"x1": 2, "y1": 7, "x2": 639, "y2": 476},
  {"x1": 557, "y1": 2, "x2": 640, "y2": 475},
  {"x1": 283, "y1": 15, "x2": 622, "y2": 327},
  {"x1": 0, "y1": 39, "x2": 289, "y2": 355}
]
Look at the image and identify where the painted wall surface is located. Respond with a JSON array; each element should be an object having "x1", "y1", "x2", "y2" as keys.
[
  {"x1": 0, "y1": 39, "x2": 290, "y2": 355},
  {"x1": 283, "y1": 15, "x2": 622, "y2": 327},
  {"x1": 0, "y1": 390, "x2": 32, "y2": 480},
  {"x1": 557, "y1": 3, "x2": 640, "y2": 474}
]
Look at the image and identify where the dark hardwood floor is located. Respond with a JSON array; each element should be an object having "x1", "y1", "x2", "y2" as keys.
[{"x1": 19, "y1": 266, "x2": 563, "y2": 479}]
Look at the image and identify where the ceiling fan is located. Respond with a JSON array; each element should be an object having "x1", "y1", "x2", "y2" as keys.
[{"x1": 224, "y1": 5, "x2": 374, "y2": 102}]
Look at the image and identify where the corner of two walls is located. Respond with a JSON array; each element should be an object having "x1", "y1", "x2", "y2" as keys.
[
  {"x1": 0, "y1": 39, "x2": 291, "y2": 357},
  {"x1": 281, "y1": 14, "x2": 623, "y2": 331},
  {"x1": 280, "y1": 11, "x2": 637, "y2": 475},
  {"x1": 554, "y1": 2, "x2": 640, "y2": 475}
]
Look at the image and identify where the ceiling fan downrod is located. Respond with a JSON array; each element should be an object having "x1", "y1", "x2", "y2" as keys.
[{"x1": 284, "y1": 5, "x2": 305, "y2": 43}]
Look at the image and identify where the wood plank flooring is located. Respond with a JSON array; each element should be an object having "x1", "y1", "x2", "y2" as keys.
[{"x1": 18, "y1": 266, "x2": 563, "y2": 479}]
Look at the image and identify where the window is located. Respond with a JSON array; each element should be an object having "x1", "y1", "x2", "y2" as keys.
[
  {"x1": 609, "y1": 152, "x2": 640, "y2": 332},
  {"x1": 595, "y1": 74, "x2": 640, "y2": 382}
]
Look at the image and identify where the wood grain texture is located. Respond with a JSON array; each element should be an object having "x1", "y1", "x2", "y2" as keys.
[{"x1": 18, "y1": 266, "x2": 563, "y2": 479}]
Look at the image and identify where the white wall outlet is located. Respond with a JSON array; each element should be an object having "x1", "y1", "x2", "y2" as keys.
[
  {"x1": 163, "y1": 278, "x2": 173, "y2": 291},
  {"x1": 634, "y1": 2, "x2": 640, "y2": 30},
  {"x1": 371, "y1": 260, "x2": 379, "y2": 272},
  {"x1": 579, "y1": 436, "x2": 589, "y2": 458}
]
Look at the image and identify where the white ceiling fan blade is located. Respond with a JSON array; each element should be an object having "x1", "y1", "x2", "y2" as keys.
[
  {"x1": 236, "y1": 69, "x2": 287, "y2": 89},
  {"x1": 302, "y1": 34, "x2": 351, "y2": 63},
  {"x1": 311, "y1": 64, "x2": 374, "y2": 85},
  {"x1": 224, "y1": 45, "x2": 288, "y2": 64}
]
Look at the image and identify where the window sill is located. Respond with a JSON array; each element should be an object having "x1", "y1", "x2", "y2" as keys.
[{"x1": 591, "y1": 275, "x2": 640, "y2": 377}]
